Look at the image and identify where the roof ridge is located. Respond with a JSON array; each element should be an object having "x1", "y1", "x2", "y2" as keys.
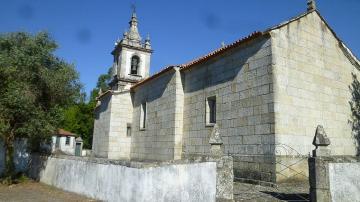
[
  {"x1": 180, "y1": 32, "x2": 263, "y2": 70},
  {"x1": 131, "y1": 65, "x2": 176, "y2": 90},
  {"x1": 263, "y1": 10, "x2": 313, "y2": 33}
]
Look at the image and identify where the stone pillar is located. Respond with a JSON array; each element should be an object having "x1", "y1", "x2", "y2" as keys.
[
  {"x1": 308, "y1": 125, "x2": 332, "y2": 202},
  {"x1": 208, "y1": 124, "x2": 234, "y2": 201}
]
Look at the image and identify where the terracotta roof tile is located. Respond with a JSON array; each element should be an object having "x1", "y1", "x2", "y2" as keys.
[
  {"x1": 130, "y1": 65, "x2": 175, "y2": 90},
  {"x1": 130, "y1": 32, "x2": 263, "y2": 90},
  {"x1": 57, "y1": 129, "x2": 75, "y2": 137},
  {"x1": 129, "y1": 10, "x2": 360, "y2": 90},
  {"x1": 180, "y1": 31, "x2": 263, "y2": 71}
]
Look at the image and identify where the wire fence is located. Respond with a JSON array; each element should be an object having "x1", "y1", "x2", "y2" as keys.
[{"x1": 232, "y1": 143, "x2": 310, "y2": 201}]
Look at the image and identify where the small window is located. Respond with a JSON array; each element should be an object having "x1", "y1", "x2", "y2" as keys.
[
  {"x1": 127, "y1": 123, "x2": 132, "y2": 137},
  {"x1": 140, "y1": 103, "x2": 147, "y2": 130},
  {"x1": 206, "y1": 96, "x2": 216, "y2": 125},
  {"x1": 130, "y1": 55, "x2": 140, "y2": 75},
  {"x1": 65, "y1": 136, "x2": 70, "y2": 145}
]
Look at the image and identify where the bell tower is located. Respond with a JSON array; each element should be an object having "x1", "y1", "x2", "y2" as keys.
[{"x1": 110, "y1": 8, "x2": 152, "y2": 91}]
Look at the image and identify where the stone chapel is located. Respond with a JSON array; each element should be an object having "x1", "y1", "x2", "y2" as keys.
[{"x1": 92, "y1": 1, "x2": 360, "y2": 182}]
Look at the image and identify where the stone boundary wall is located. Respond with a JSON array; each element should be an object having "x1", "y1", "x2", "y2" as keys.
[
  {"x1": 329, "y1": 162, "x2": 360, "y2": 202},
  {"x1": 308, "y1": 156, "x2": 360, "y2": 202},
  {"x1": 28, "y1": 155, "x2": 233, "y2": 202}
]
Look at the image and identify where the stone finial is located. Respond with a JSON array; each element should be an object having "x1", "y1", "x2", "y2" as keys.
[
  {"x1": 312, "y1": 125, "x2": 331, "y2": 157},
  {"x1": 145, "y1": 34, "x2": 151, "y2": 49},
  {"x1": 307, "y1": 0, "x2": 316, "y2": 11},
  {"x1": 221, "y1": 41, "x2": 225, "y2": 48},
  {"x1": 127, "y1": 6, "x2": 141, "y2": 43},
  {"x1": 313, "y1": 125, "x2": 330, "y2": 148},
  {"x1": 209, "y1": 124, "x2": 224, "y2": 157},
  {"x1": 123, "y1": 31, "x2": 128, "y2": 38},
  {"x1": 209, "y1": 124, "x2": 223, "y2": 145},
  {"x1": 75, "y1": 137, "x2": 83, "y2": 142}
]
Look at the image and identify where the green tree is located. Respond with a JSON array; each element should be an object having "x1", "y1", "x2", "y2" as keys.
[
  {"x1": 0, "y1": 32, "x2": 81, "y2": 181},
  {"x1": 60, "y1": 67, "x2": 112, "y2": 149},
  {"x1": 89, "y1": 67, "x2": 112, "y2": 104},
  {"x1": 61, "y1": 102, "x2": 94, "y2": 149},
  {"x1": 350, "y1": 73, "x2": 360, "y2": 155}
]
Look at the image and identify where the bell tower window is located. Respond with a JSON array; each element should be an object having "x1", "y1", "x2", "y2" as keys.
[{"x1": 130, "y1": 55, "x2": 140, "y2": 75}]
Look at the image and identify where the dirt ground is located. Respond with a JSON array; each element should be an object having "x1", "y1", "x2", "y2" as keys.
[
  {"x1": 0, "y1": 180, "x2": 309, "y2": 202},
  {"x1": 0, "y1": 181, "x2": 99, "y2": 202},
  {"x1": 234, "y1": 181, "x2": 309, "y2": 202}
]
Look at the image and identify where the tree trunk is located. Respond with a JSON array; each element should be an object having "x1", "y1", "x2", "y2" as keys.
[{"x1": 4, "y1": 134, "x2": 15, "y2": 183}]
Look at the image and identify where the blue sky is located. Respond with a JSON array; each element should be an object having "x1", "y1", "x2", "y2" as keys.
[{"x1": 1, "y1": 0, "x2": 359, "y2": 96}]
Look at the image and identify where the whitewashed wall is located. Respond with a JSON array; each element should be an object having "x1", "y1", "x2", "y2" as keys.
[
  {"x1": 329, "y1": 163, "x2": 360, "y2": 202},
  {"x1": 29, "y1": 156, "x2": 217, "y2": 202},
  {"x1": 58, "y1": 136, "x2": 75, "y2": 155}
]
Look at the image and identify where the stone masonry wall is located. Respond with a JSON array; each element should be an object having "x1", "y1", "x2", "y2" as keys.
[
  {"x1": 182, "y1": 36, "x2": 276, "y2": 181},
  {"x1": 131, "y1": 68, "x2": 184, "y2": 161},
  {"x1": 107, "y1": 91, "x2": 133, "y2": 159},
  {"x1": 271, "y1": 12, "x2": 359, "y2": 182},
  {"x1": 92, "y1": 94, "x2": 112, "y2": 158}
]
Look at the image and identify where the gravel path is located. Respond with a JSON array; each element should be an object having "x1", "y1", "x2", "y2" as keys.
[{"x1": 0, "y1": 181, "x2": 99, "y2": 202}]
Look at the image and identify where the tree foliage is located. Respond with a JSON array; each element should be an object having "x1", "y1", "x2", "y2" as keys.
[
  {"x1": 60, "y1": 67, "x2": 112, "y2": 149},
  {"x1": 349, "y1": 73, "x2": 360, "y2": 155},
  {"x1": 61, "y1": 102, "x2": 94, "y2": 149},
  {"x1": 0, "y1": 32, "x2": 81, "y2": 180}
]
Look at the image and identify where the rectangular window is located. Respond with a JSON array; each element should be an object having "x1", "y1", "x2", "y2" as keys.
[
  {"x1": 140, "y1": 102, "x2": 146, "y2": 130},
  {"x1": 206, "y1": 96, "x2": 216, "y2": 125},
  {"x1": 127, "y1": 123, "x2": 132, "y2": 137},
  {"x1": 65, "y1": 136, "x2": 70, "y2": 145}
]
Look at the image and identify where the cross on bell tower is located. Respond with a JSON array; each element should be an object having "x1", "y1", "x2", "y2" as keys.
[{"x1": 110, "y1": 7, "x2": 153, "y2": 91}]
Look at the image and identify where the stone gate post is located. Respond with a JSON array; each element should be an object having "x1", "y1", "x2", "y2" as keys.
[{"x1": 308, "y1": 125, "x2": 332, "y2": 202}]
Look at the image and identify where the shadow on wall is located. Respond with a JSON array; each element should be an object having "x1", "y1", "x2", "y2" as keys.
[
  {"x1": 183, "y1": 36, "x2": 269, "y2": 93},
  {"x1": 94, "y1": 94, "x2": 111, "y2": 120},
  {"x1": 0, "y1": 139, "x2": 50, "y2": 178},
  {"x1": 0, "y1": 139, "x2": 31, "y2": 177},
  {"x1": 349, "y1": 72, "x2": 360, "y2": 156},
  {"x1": 26, "y1": 154, "x2": 49, "y2": 181},
  {"x1": 132, "y1": 69, "x2": 175, "y2": 106}
]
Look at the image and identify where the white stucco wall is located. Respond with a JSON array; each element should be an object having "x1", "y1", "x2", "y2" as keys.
[
  {"x1": 53, "y1": 136, "x2": 75, "y2": 155},
  {"x1": 31, "y1": 156, "x2": 217, "y2": 202},
  {"x1": 329, "y1": 163, "x2": 360, "y2": 202}
]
